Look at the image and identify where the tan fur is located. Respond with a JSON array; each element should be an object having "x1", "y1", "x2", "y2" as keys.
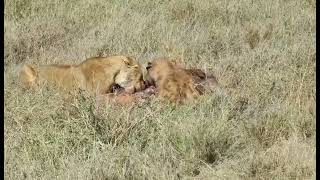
[
  {"x1": 146, "y1": 58, "x2": 200, "y2": 104},
  {"x1": 19, "y1": 56, "x2": 145, "y2": 94}
]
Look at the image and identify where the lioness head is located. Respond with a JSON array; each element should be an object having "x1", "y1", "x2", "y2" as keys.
[
  {"x1": 145, "y1": 58, "x2": 175, "y2": 84},
  {"x1": 115, "y1": 57, "x2": 146, "y2": 93}
]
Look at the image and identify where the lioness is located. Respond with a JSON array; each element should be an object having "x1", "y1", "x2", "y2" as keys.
[
  {"x1": 19, "y1": 56, "x2": 145, "y2": 94},
  {"x1": 145, "y1": 58, "x2": 201, "y2": 104}
]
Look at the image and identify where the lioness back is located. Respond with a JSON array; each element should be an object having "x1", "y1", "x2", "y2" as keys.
[{"x1": 38, "y1": 65, "x2": 81, "y2": 91}]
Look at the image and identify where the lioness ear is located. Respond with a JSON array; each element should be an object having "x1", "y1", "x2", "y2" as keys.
[{"x1": 122, "y1": 57, "x2": 131, "y2": 66}]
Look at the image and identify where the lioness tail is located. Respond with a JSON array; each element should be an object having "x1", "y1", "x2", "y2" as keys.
[{"x1": 19, "y1": 64, "x2": 37, "y2": 87}]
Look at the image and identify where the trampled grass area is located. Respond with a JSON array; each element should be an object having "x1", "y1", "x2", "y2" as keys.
[{"x1": 4, "y1": 0, "x2": 315, "y2": 179}]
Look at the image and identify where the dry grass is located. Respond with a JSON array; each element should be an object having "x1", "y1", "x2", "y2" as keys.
[{"x1": 4, "y1": 0, "x2": 315, "y2": 179}]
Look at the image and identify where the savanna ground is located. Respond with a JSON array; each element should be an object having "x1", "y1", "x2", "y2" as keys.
[{"x1": 4, "y1": 0, "x2": 316, "y2": 179}]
